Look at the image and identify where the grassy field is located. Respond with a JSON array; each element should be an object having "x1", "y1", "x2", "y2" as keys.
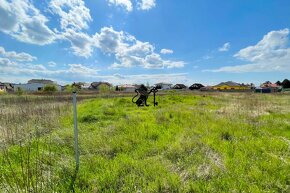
[{"x1": 0, "y1": 92, "x2": 290, "y2": 192}]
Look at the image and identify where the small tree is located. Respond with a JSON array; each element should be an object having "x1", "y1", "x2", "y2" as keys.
[
  {"x1": 282, "y1": 79, "x2": 290, "y2": 89},
  {"x1": 276, "y1": 81, "x2": 282, "y2": 86},
  {"x1": 43, "y1": 84, "x2": 58, "y2": 93},
  {"x1": 16, "y1": 87, "x2": 24, "y2": 96},
  {"x1": 98, "y1": 84, "x2": 110, "y2": 93}
]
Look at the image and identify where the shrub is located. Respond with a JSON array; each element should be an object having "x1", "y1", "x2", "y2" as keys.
[
  {"x1": 43, "y1": 84, "x2": 58, "y2": 93},
  {"x1": 16, "y1": 87, "x2": 24, "y2": 96}
]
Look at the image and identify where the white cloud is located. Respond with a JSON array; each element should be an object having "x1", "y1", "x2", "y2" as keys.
[
  {"x1": 218, "y1": 42, "x2": 231, "y2": 52},
  {"x1": 0, "y1": 0, "x2": 55, "y2": 45},
  {"x1": 0, "y1": 61, "x2": 99, "y2": 81},
  {"x1": 49, "y1": 0, "x2": 92, "y2": 31},
  {"x1": 0, "y1": 58, "x2": 14, "y2": 67},
  {"x1": 107, "y1": 0, "x2": 155, "y2": 11},
  {"x1": 0, "y1": 46, "x2": 37, "y2": 62},
  {"x1": 107, "y1": 0, "x2": 133, "y2": 12},
  {"x1": 212, "y1": 29, "x2": 290, "y2": 72},
  {"x1": 94, "y1": 72, "x2": 189, "y2": 85},
  {"x1": 94, "y1": 27, "x2": 185, "y2": 69},
  {"x1": 160, "y1": 49, "x2": 173, "y2": 54},
  {"x1": 48, "y1": 61, "x2": 57, "y2": 67},
  {"x1": 137, "y1": 0, "x2": 156, "y2": 10},
  {"x1": 49, "y1": 0, "x2": 95, "y2": 58},
  {"x1": 67, "y1": 64, "x2": 98, "y2": 75},
  {"x1": 62, "y1": 29, "x2": 94, "y2": 58}
]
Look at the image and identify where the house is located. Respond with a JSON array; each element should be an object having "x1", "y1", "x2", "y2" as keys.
[
  {"x1": 14, "y1": 82, "x2": 61, "y2": 92},
  {"x1": 117, "y1": 84, "x2": 136, "y2": 92},
  {"x1": 81, "y1": 83, "x2": 91, "y2": 90},
  {"x1": 255, "y1": 87, "x2": 272, "y2": 93},
  {"x1": 28, "y1": 79, "x2": 55, "y2": 84},
  {"x1": 212, "y1": 81, "x2": 250, "y2": 91},
  {"x1": 173, "y1": 84, "x2": 187, "y2": 89},
  {"x1": 0, "y1": 82, "x2": 6, "y2": 93},
  {"x1": 154, "y1": 82, "x2": 172, "y2": 90},
  {"x1": 89, "y1": 82, "x2": 112, "y2": 91},
  {"x1": 200, "y1": 86, "x2": 213, "y2": 91},
  {"x1": 260, "y1": 81, "x2": 281, "y2": 92},
  {"x1": 189, "y1": 83, "x2": 205, "y2": 90}
]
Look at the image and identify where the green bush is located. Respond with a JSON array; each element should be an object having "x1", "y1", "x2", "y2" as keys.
[
  {"x1": 43, "y1": 84, "x2": 58, "y2": 93},
  {"x1": 98, "y1": 84, "x2": 111, "y2": 93},
  {"x1": 16, "y1": 87, "x2": 24, "y2": 96}
]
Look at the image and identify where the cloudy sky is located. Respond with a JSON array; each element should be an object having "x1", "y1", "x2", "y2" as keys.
[{"x1": 0, "y1": 0, "x2": 290, "y2": 85}]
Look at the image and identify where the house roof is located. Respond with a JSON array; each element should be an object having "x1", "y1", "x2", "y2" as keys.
[
  {"x1": 119, "y1": 84, "x2": 136, "y2": 88},
  {"x1": 28, "y1": 79, "x2": 54, "y2": 84},
  {"x1": 174, "y1": 84, "x2": 187, "y2": 87},
  {"x1": 261, "y1": 83, "x2": 280, "y2": 88},
  {"x1": 90, "y1": 82, "x2": 112, "y2": 89},
  {"x1": 214, "y1": 81, "x2": 241, "y2": 87},
  {"x1": 155, "y1": 82, "x2": 172, "y2": 85}
]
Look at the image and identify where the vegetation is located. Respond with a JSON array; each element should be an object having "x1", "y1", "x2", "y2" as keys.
[
  {"x1": 0, "y1": 93, "x2": 289, "y2": 192},
  {"x1": 43, "y1": 84, "x2": 58, "y2": 93},
  {"x1": 16, "y1": 87, "x2": 24, "y2": 96},
  {"x1": 98, "y1": 84, "x2": 111, "y2": 93}
]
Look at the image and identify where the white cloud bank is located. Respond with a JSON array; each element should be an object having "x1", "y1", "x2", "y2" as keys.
[
  {"x1": 0, "y1": 46, "x2": 37, "y2": 62},
  {"x1": 218, "y1": 42, "x2": 231, "y2": 52},
  {"x1": 0, "y1": 0, "x2": 184, "y2": 70},
  {"x1": 0, "y1": 46, "x2": 99, "y2": 80},
  {"x1": 0, "y1": 0, "x2": 56, "y2": 45},
  {"x1": 212, "y1": 29, "x2": 290, "y2": 72},
  {"x1": 108, "y1": 0, "x2": 133, "y2": 12},
  {"x1": 49, "y1": 0, "x2": 92, "y2": 31},
  {"x1": 94, "y1": 27, "x2": 185, "y2": 69},
  {"x1": 160, "y1": 49, "x2": 174, "y2": 54},
  {"x1": 137, "y1": 0, "x2": 156, "y2": 10},
  {"x1": 107, "y1": 0, "x2": 155, "y2": 12}
]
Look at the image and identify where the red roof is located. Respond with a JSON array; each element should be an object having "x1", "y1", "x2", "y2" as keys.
[{"x1": 261, "y1": 83, "x2": 279, "y2": 88}]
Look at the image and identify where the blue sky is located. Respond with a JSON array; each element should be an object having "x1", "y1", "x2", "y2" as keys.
[{"x1": 0, "y1": 0, "x2": 290, "y2": 85}]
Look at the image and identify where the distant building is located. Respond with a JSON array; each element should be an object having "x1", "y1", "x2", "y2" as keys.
[
  {"x1": 200, "y1": 86, "x2": 213, "y2": 91},
  {"x1": 255, "y1": 87, "x2": 272, "y2": 93},
  {"x1": 14, "y1": 80, "x2": 61, "y2": 92},
  {"x1": 118, "y1": 84, "x2": 136, "y2": 92},
  {"x1": 173, "y1": 84, "x2": 187, "y2": 89},
  {"x1": 89, "y1": 82, "x2": 112, "y2": 91},
  {"x1": 189, "y1": 83, "x2": 205, "y2": 90},
  {"x1": 28, "y1": 79, "x2": 55, "y2": 84},
  {"x1": 154, "y1": 82, "x2": 172, "y2": 90},
  {"x1": 259, "y1": 81, "x2": 281, "y2": 92},
  {"x1": 212, "y1": 81, "x2": 250, "y2": 90},
  {"x1": 81, "y1": 83, "x2": 91, "y2": 89},
  {"x1": 0, "y1": 82, "x2": 6, "y2": 93}
]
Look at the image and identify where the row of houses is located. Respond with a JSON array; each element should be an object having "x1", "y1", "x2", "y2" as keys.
[{"x1": 0, "y1": 79, "x2": 287, "y2": 93}]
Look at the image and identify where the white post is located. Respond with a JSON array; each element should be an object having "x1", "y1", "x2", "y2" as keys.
[{"x1": 72, "y1": 91, "x2": 79, "y2": 170}]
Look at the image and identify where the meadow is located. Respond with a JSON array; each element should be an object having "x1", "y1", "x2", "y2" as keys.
[{"x1": 0, "y1": 92, "x2": 289, "y2": 192}]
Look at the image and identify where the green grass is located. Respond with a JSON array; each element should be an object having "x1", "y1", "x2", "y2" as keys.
[{"x1": 1, "y1": 93, "x2": 290, "y2": 192}]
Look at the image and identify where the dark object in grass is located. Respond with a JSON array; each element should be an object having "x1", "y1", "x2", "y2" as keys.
[
  {"x1": 221, "y1": 131, "x2": 232, "y2": 141},
  {"x1": 132, "y1": 84, "x2": 158, "y2": 107}
]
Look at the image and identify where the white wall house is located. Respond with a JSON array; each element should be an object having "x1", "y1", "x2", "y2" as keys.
[
  {"x1": 118, "y1": 84, "x2": 136, "y2": 92},
  {"x1": 154, "y1": 83, "x2": 173, "y2": 90},
  {"x1": 14, "y1": 83, "x2": 61, "y2": 92},
  {"x1": 0, "y1": 83, "x2": 6, "y2": 92}
]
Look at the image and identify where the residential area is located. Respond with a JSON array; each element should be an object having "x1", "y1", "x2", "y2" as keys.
[{"x1": 1, "y1": 79, "x2": 290, "y2": 94}]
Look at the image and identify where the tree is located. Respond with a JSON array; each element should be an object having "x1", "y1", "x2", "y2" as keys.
[
  {"x1": 282, "y1": 79, "x2": 290, "y2": 88},
  {"x1": 276, "y1": 81, "x2": 282, "y2": 86},
  {"x1": 43, "y1": 84, "x2": 58, "y2": 93},
  {"x1": 98, "y1": 84, "x2": 110, "y2": 93}
]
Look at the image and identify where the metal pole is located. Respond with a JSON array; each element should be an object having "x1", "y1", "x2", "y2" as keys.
[{"x1": 72, "y1": 91, "x2": 79, "y2": 170}]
